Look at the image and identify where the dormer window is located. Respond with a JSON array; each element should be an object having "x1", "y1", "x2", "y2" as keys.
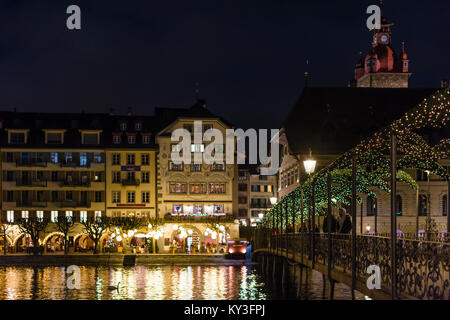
[
  {"x1": 45, "y1": 130, "x2": 65, "y2": 144},
  {"x1": 120, "y1": 122, "x2": 127, "y2": 131},
  {"x1": 7, "y1": 130, "x2": 28, "y2": 144},
  {"x1": 142, "y1": 134, "x2": 151, "y2": 144},
  {"x1": 112, "y1": 134, "x2": 121, "y2": 144},
  {"x1": 127, "y1": 133, "x2": 136, "y2": 144},
  {"x1": 80, "y1": 130, "x2": 101, "y2": 145},
  {"x1": 135, "y1": 121, "x2": 142, "y2": 131}
]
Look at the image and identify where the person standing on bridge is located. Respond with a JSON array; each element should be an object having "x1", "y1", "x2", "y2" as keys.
[
  {"x1": 323, "y1": 206, "x2": 338, "y2": 233},
  {"x1": 338, "y1": 208, "x2": 352, "y2": 234}
]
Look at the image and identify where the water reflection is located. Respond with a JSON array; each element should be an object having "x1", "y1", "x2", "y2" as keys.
[
  {"x1": 0, "y1": 264, "x2": 365, "y2": 300},
  {"x1": 0, "y1": 265, "x2": 268, "y2": 300}
]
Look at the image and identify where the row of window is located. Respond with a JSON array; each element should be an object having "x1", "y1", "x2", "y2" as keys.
[
  {"x1": 5, "y1": 190, "x2": 103, "y2": 202},
  {"x1": 112, "y1": 134, "x2": 151, "y2": 145},
  {"x1": 250, "y1": 184, "x2": 274, "y2": 193},
  {"x1": 239, "y1": 209, "x2": 265, "y2": 217},
  {"x1": 112, "y1": 171, "x2": 150, "y2": 183},
  {"x1": 5, "y1": 152, "x2": 103, "y2": 164},
  {"x1": 168, "y1": 162, "x2": 225, "y2": 172},
  {"x1": 169, "y1": 183, "x2": 226, "y2": 194},
  {"x1": 8, "y1": 130, "x2": 151, "y2": 145},
  {"x1": 280, "y1": 168, "x2": 299, "y2": 189},
  {"x1": 172, "y1": 204, "x2": 224, "y2": 215},
  {"x1": 111, "y1": 153, "x2": 150, "y2": 165},
  {"x1": 6, "y1": 210, "x2": 101, "y2": 223},
  {"x1": 171, "y1": 143, "x2": 224, "y2": 154},
  {"x1": 112, "y1": 191, "x2": 151, "y2": 203},
  {"x1": 4, "y1": 171, "x2": 103, "y2": 182},
  {"x1": 366, "y1": 194, "x2": 448, "y2": 217}
]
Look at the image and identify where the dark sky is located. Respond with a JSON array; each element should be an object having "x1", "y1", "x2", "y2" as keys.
[{"x1": 0, "y1": 1, "x2": 448, "y2": 129}]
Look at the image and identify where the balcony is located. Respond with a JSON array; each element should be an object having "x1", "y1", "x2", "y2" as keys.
[
  {"x1": 250, "y1": 203, "x2": 271, "y2": 209},
  {"x1": 60, "y1": 161, "x2": 91, "y2": 168},
  {"x1": 59, "y1": 201, "x2": 91, "y2": 208},
  {"x1": 122, "y1": 178, "x2": 140, "y2": 186},
  {"x1": 60, "y1": 179, "x2": 91, "y2": 187},
  {"x1": 163, "y1": 213, "x2": 235, "y2": 223},
  {"x1": 16, "y1": 159, "x2": 47, "y2": 167},
  {"x1": 15, "y1": 179, "x2": 48, "y2": 187},
  {"x1": 16, "y1": 201, "x2": 47, "y2": 208}
]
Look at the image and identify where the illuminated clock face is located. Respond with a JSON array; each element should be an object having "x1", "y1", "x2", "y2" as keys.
[{"x1": 380, "y1": 35, "x2": 389, "y2": 43}]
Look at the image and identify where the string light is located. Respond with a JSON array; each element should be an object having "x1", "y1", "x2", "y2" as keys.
[{"x1": 262, "y1": 88, "x2": 450, "y2": 228}]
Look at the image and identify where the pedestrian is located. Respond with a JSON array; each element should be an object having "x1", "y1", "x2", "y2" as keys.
[
  {"x1": 322, "y1": 207, "x2": 339, "y2": 233},
  {"x1": 338, "y1": 208, "x2": 352, "y2": 233}
]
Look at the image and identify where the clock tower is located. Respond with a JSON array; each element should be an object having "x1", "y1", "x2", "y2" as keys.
[{"x1": 355, "y1": 13, "x2": 411, "y2": 88}]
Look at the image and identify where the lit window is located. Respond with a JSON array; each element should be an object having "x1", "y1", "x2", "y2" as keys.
[
  {"x1": 142, "y1": 135, "x2": 151, "y2": 144},
  {"x1": 113, "y1": 135, "x2": 121, "y2": 144},
  {"x1": 80, "y1": 152, "x2": 87, "y2": 167},
  {"x1": 7, "y1": 210, "x2": 14, "y2": 223},
  {"x1": 170, "y1": 183, "x2": 186, "y2": 193},
  {"x1": 50, "y1": 152, "x2": 58, "y2": 164},
  {"x1": 127, "y1": 135, "x2": 136, "y2": 144},
  {"x1": 95, "y1": 211, "x2": 102, "y2": 220},
  {"x1": 21, "y1": 210, "x2": 29, "y2": 220},
  {"x1": 51, "y1": 211, "x2": 58, "y2": 223},
  {"x1": 80, "y1": 211, "x2": 87, "y2": 223},
  {"x1": 191, "y1": 144, "x2": 204, "y2": 153},
  {"x1": 36, "y1": 211, "x2": 44, "y2": 221},
  {"x1": 135, "y1": 122, "x2": 142, "y2": 131},
  {"x1": 66, "y1": 211, "x2": 73, "y2": 222},
  {"x1": 112, "y1": 191, "x2": 121, "y2": 203},
  {"x1": 120, "y1": 122, "x2": 127, "y2": 131}
]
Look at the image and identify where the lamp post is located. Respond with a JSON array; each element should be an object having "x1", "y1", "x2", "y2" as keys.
[
  {"x1": 269, "y1": 197, "x2": 277, "y2": 253},
  {"x1": 303, "y1": 149, "x2": 316, "y2": 261}
]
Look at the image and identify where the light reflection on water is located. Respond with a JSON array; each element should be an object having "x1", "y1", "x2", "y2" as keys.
[
  {"x1": 0, "y1": 265, "x2": 268, "y2": 300},
  {"x1": 0, "y1": 264, "x2": 366, "y2": 300}
]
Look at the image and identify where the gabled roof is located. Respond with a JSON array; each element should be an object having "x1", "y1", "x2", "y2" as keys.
[{"x1": 283, "y1": 87, "x2": 441, "y2": 155}]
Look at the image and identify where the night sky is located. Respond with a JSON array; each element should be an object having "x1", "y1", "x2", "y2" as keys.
[{"x1": 0, "y1": 0, "x2": 448, "y2": 129}]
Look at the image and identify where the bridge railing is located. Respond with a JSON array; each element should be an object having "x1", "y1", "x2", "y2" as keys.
[{"x1": 254, "y1": 229, "x2": 450, "y2": 300}]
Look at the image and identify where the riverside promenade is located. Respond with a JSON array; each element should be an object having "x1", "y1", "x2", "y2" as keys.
[{"x1": 0, "y1": 253, "x2": 250, "y2": 266}]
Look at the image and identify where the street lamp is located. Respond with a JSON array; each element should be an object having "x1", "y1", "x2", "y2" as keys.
[
  {"x1": 303, "y1": 149, "x2": 317, "y2": 176},
  {"x1": 303, "y1": 149, "x2": 316, "y2": 260},
  {"x1": 270, "y1": 197, "x2": 277, "y2": 205}
]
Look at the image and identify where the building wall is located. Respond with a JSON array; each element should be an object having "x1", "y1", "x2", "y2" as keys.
[
  {"x1": 357, "y1": 73, "x2": 411, "y2": 88},
  {"x1": 248, "y1": 173, "x2": 277, "y2": 226},
  {"x1": 156, "y1": 118, "x2": 239, "y2": 251},
  {"x1": 105, "y1": 148, "x2": 157, "y2": 219}
]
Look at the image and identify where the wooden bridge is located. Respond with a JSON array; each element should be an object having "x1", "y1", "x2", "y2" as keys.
[{"x1": 252, "y1": 231, "x2": 450, "y2": 300}]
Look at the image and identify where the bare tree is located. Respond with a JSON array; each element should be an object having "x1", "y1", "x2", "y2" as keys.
[
  {"x1": 16, "y1": 217, "x2": 50, "y2": 255},
  {"x1": 54, "y1": 215, "x2": 75, "y2": 254},
  {"x1": 111, "y1": 217, "x2": 145, "y2": 254},
  {"x1": 81, "y1": 217, "x2": 111, "y2": 254},
  {"x1": 147, "y1": 217, "x2": 164, "y2": 253},
  {"x1": 0, "y1": 223, "x2": 14, "y2": 255}
]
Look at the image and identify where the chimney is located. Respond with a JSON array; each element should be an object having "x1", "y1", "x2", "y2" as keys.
[
  {"x1": 127, "y1": 107, "x2": 132, "y2": 116},
  {"x1": 441, "y1": 79, "x2": 448, "y2": 88}
]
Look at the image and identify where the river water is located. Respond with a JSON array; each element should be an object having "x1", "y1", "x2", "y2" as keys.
[{"x1": 0, "y1": 264, "x2": 368, "y2": 300}]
